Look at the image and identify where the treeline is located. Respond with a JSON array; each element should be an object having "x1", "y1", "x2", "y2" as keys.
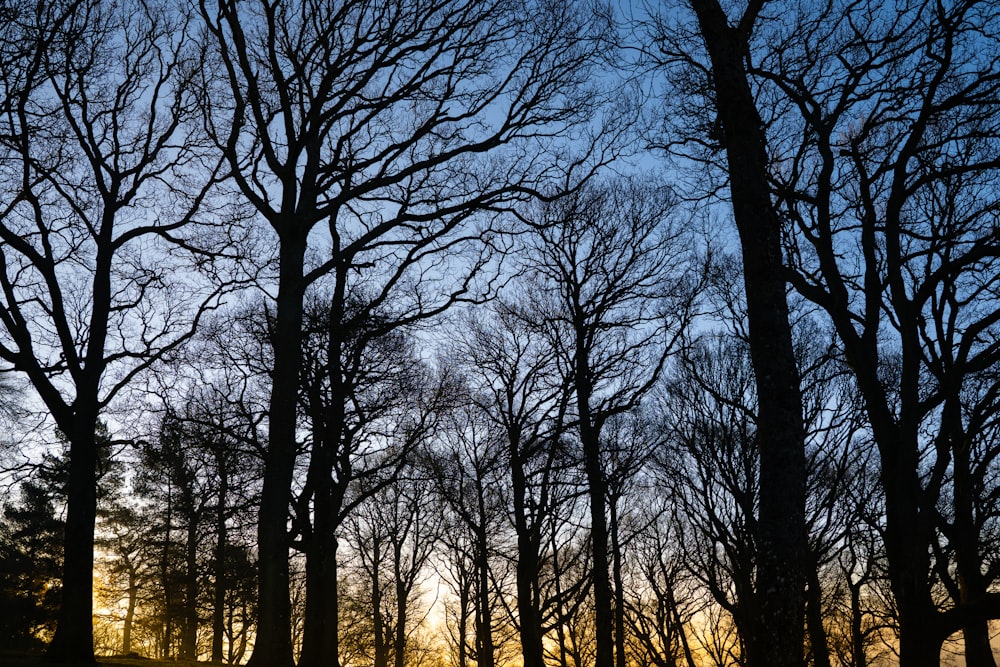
[{"x1": 0, "y1": 1, "x2": 999, "y2": 667}]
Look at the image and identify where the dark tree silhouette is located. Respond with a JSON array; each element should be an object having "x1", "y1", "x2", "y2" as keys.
[
  {"x1": 0, "y1": 1, "x2": 228, "y2": 659},
  {"x1": 640, "y1": 3, "x2": 809, "y2": 665},
  {"x1": 196, "y1": 1, "x2": 611, "y2": 663},
  {"x1": 521, "y1": 177, "x2": 698, "y2": 667}
]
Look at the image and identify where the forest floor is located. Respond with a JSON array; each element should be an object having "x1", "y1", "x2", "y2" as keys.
[{"x1": 0, "y1": 653, "x2": 205, "y2": 667}]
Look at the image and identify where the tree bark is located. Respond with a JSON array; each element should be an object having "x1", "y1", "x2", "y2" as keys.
[
  {"x1": 575, "y1": 348, "x2": 615, "y2": 667},
  {"x1": 246, "y1": 234, "x2": 306, "y2": 667},
  {"x1": 510, "y1": 440, "x2": 545, "y2": 667},
  {"x1": 212, "y1": 465, "x2": 229, "y2": 662},
  {"x1": 45, "y1": 414, "x2": 100, "y2": 663},
  {"x1": 686, "y1": 3, "x2": 808, "y2": 667}
]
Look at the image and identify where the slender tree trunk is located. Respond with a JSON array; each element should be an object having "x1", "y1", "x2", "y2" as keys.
[
  {"x1": 805, "y1": 557, "x2": 832, "y2": 667},
  {"x1": 247, "y1": 235, "x2": 306, "y2": 667},
  {"x1": 575, "y1": 348, "x2": 614, "y2": 667},
  {"x1": 459, "y1": 566, "x2": 470, "y2": 667},
  {"x1": 182, "y1": 518, "x2": 199, "y2": 659},
  {"x1": 686, "y1": 3, "x2": 808, "y2": 667},
  {"x1": 123, "y1": 566, "x2": 137, "y2": 655},
  {"x1": 551, "y1": 521, "x2": 570, "y2": 667},
  {"x1": 510, "y1": 444, "x2": 545, "y2": 667},
  {"x1": 848, "y1": 574, "x2": 867, "y2": 667},
  {"x1": 373, "y1": 536, "x2": 389, "y2": 667},
  {"x1": 161, "y1": 481, "x2": 174, "y2": 659},
  {"x1": 669, "y1": 586, "x2": 697, "y2": 667},
  {"x1": 212, "y1": 467, "x2": 229, "y2": 662},
  {"x1": 475, "y1": 523, "x2": 496, "y2": 667},
  {"x1": 610, "y1": 495, "x2": 627, "y2": 667},
  {"x1": 394, "y1": 566, "x2": 408, "y2": 667}
]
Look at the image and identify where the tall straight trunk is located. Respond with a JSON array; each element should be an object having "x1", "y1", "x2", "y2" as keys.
[
  {"x1": 575, "y1": 349, "x2": 614, "y2": 667},
  {"x1": 299, "y1": 443, "x2": 334, "y2": 667},
  {"x1": 45, "y1": 414, "x2": 100, "y2": 663},
  {"x1": 212, "y1": 467, "x2": 229, "y2": 662},
  {"x1": 879, "y1": 426, "x2": 942, "y2": 667},
  {"x1": 610, "y1": 495, "x2": 627, "y2": 667},
  {"x1": 394, "y1": 565, "x2": 408, "y2": 667},
  {"x1": 686, "y1": 3, "x2": 808, "y2": 666},
  {"x1": 805, "y1": 557, "x2": 832, "y2": 667},
  {"x1": 122, "y1": 564, "x2": 138, "y2": 654},
  {"x1": 247, "y1": 235, "x2": 307, "y2": 667},
  {"x1": 947, "y1": 400, "x2": 998, "y2": 667},
  {"x1": 458, "y1": 569, "x2": 470, "y2": 667},
  {"x1": 182, "y1": 519, "x2": 199, "y2": 659},
  {"x1": 300, "y1": 287, "x2": 349, "y2": 667},
  {"x1": 510, "y1": 444, "x2": 545, "y2": 667},
  {"x1": 161, "y1": 481, "x2": 174, "y2": 659},
  {"x1": 551, "y1": 520, "x2": 570, "y2": 667},
  {"x1": 475, "y1": 523, "x2": 496, "y2": 667},
  {"x1": 848, "y1": 575, "x2": 867, "y2": 667},
  {"x1": 373, "y1": 537, "x2": 389, "y2": 667}
]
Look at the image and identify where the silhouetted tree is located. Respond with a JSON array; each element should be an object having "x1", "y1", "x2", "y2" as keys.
[
  {"x1": 0, "y1": 1, "x2": 228, "y2": 658},
  {"x1": 521, "y1": 177, "x2": 698, "y2": 667},
  {"x1": 197, "y1": 0, "x2": 612, "y2": 663}
]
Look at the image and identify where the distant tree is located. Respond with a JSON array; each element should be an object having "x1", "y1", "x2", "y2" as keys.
[
  {"x1": 0, "y1": 459, "x2": 66, "y2": 650},
  {"x1": 454, "y1": 301, "x2": 577, "y2": 667},
  {"x1": 427, "y1": 401, "x2": 510, "y2": 667},
  {"x1": 521, "y1": 177, "x2": 698, "y2": 667}
]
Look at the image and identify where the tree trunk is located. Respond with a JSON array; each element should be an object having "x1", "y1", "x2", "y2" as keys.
[
  {"x1": 510, "y1": 444, "x2": 545, "y2": 667},
  {"x1": 805, "y1": 557, "x2": 832, "y2": 667},
  {"x1": 868, "y1": 415, "x2": 942, "y2": 667},
  {"x1": 686, "y1": 4, "x2": 808, "y2": 667},
  {"x1": 181, "y1": 518, "x2": 199, "y2": 659},
  {"x1": 212, "y1": 466, "x2": 228, "y2": 662},
  {"x1": 372, "y1": 535, "x2": 389, "y2": 667},
  {"x1": 610, "y1": 495, "x2": 627, "y2": 667},
  {"x1": 246, "y1": 235, "x2": 306, "y2": 667},
  {"x1": 475, "y1": 522, "x2": 496, "y2": 667},
  {"x1": 161, "y1": 480, "x2": 174, "y2": 659},
  {"x1": 575, "y1": 349, "x2": 615, "y2": 667},
  {"x1": 44, "y1": 416, "x2": 100, "y2": 663},
  {"x1": 123, "y1": 566, "x2": 137, "y2": 655},
  {"x1": 394, "y1": 567, "x2": 408, "y2": 667}
]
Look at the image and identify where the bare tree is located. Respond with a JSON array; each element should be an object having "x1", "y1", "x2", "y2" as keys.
[
  {"x1": 196, "y1": 1, "x2": 613, "y2": 663},
  {"x1": 0, "y1": 0, "x2": 229, "y2": 659},
  {"x1": 737, "y1": 1, "x2": 1000, "y2": 664},
  {"x1": 521, "y1": 177, "x2": 698, "y2": 667},
  {"x1": 637, "y1": 2, "x2": 811, "y2": 665}
]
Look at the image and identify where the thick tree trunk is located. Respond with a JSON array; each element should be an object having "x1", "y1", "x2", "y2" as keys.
[
  {"x1": 687, "y1": 4, "x2": 808, "y2": 667},
  {"x1": 45, "y1": 415, "x2": 100, "y2": 663},
  {"x1": 881, "y1": 436, "x2": 942, "y2": 667},
  {"x1": 246, "y1": 236, "x2": 306, "y2": 667}
]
